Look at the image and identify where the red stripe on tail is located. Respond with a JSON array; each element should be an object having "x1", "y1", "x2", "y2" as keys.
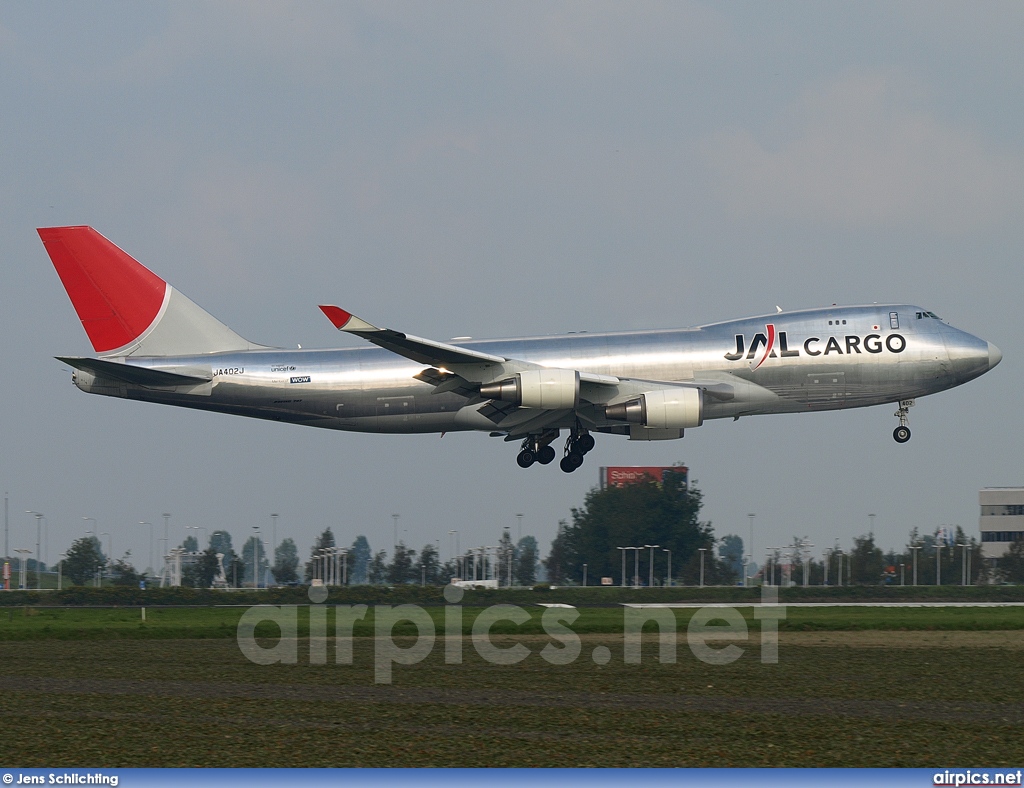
[{"x1": 38, "y1": 226, "x2": 167, "y2": 354}]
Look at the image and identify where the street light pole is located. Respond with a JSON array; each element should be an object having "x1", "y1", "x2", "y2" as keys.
[
  {"x1": 138, "y1": 522, "x2": 153, "y2": 576},
  {"x1": 909, "y1": 544, "x2": 920, "y2": 586},
  {"x1": 27, "y1": 512, "x2": 43, "y2": 590},
  {"x1": 252, "y1": 527, "x2": 260, "y2": 589},
  {"x1": 746, "y1": 514, "x2": 755, "y2": 588},
  {"x1": 634, "y1": 547, "x2": 640, "y2": 589},
  {"x1": 162, "y1": 513, "x2": 171, "y2": 559},
  {"x1": 582, "y1": 563, "x2": 587, "y2": 587},
  {"x1": 698, "y1": 548, "x2": 706, "y2": 587},
  {"x1": 663, "y1": 548, "x2": 671, "y2": 587},
  {"x1": 644, "y1": 545, "x2": 659, "y2": 587},
  {"x1": 617, "y1": 547, "x2": 626, "y2": 588},
  {"x1": 392, "y1": 514, "x2": 399, "y2": 550},
  {"x1": 270, "y1": 513, "x2": 278, "y2": 568},
  {"x1": 935, "y1": 543, "x2": 942, "y2": 587},
  {"x1": 516, "y1": 513, "x2": 523, "y2": 542},
  {"x1": 957, "y1": 543, "x2": 969, "y2": 586}
]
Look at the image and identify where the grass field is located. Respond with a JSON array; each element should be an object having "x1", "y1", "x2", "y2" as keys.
[
  {"x1": 1, "y1": 603, "x2": 1023, "y2": 639},
  {"x1": 0, "y1": 602, "x2": 1023, "y2": 767}
]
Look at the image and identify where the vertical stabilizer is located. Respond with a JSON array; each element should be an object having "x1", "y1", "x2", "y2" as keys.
[{"x1": 38, "y1": 226, "x2": 264, "y2": 357}]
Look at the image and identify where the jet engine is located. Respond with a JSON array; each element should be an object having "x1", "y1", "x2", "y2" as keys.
[
  {"x1": 604, "y1": 387, "x2": 703, "y2": 429},
  {"x1": 479, "y1": 368, "x2": 580, "y2": 409}
]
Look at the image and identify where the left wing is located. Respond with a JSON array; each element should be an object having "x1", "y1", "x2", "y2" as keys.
[{"x1": 317, "y1": 306, "x2": 771, "y2": 438}]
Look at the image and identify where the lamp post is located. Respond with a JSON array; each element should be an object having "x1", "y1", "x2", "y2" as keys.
[
  {"x1": 252, "y1": 527, "x2": 261, "y2": 588},
  {"x1": 58, "y1": 553, "x2": 66, "y2": 591},
  {"x1": 634, "y1": 547, "x2": 640, "y2": 589},
  {"x1": 582, "y1": 563, "x2": 587, "y2": 587},
  {"x1": 698, "y1": 547, "x2": 706, "y2": 587},
  {"x1": 101, "y1": 532, "x2": 112, "y2": 585},
  {"x1": 746, "y1": 514, "x2": 756, "y2": 588},
  {"x1": 161, "y1": 513, "x2": 171, "y2": 560},
  {"x1": 900, "y1": 562, "x2": 905, "y2": 586},
  {"x1": 663, "y1": 548, "x2": 672, "y2": 587},
  {"x1": 516, "y1": 513, "x2": 523, "y2": 542},
  {"x1": 27, "y1": 512, "x2": 43, "y2": 589},
  {"x1": 392, "y1": 514, "x2": 399, "y2": 550},
  {"x1": 935, "y1": 542, "x2": 942, "y2": 587},
  {"x1": 909, "y1": 544, "x2": 921, "y2": 586},
  {"x1": 138, "y1": 522, "x2": 153, "y2": 576},
  {"x1": 957, "y1": 543, "x2": 969, "y2": 586},
  {"x1": 644, "y1": 545, "x2": 659, "y2": 587},
  {"x1": 270, "y1": 514, "x2": 278, "y2": 568},
  {"x1": 15, "y1": 549, "x2": 30, "y2": 590},
  {"x1": 835, "y1": 548, "x2": 843, "y2": 587}
]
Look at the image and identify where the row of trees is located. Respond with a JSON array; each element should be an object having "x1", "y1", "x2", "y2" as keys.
[
  {"x1": 761, "y1": 527, "x2": 999, "y2": 586},
  {"x1": 303, "y1": 528, "x2": 541, "y2": 587},
  {"x1": 40, "y1": 474, "x2": 1024, "y2": 588}
]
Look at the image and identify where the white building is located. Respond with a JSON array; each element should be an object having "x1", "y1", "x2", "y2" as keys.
[{"x1": 979, "y1": 487, "x2": 1024, "y2": 559}]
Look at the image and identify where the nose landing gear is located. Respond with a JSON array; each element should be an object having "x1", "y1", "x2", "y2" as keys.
[{"x1": 892, "y1": 399, "x2": 914, "y2": 443}]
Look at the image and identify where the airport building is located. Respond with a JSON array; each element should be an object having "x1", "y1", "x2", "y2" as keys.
[{"x1": 979, "y1": 487, "x2": 1024, "y2": 559}]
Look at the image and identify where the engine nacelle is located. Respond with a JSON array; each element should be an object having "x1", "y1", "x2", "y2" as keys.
[
  {"x1": 479, "y1": 368, "x2": 580, "y2": 409},
  {"x1": 604, "y1": 387, "x2": 703, "y2": 429}
]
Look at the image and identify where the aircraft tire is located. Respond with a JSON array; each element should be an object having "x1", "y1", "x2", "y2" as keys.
[
  {"x1": 559, "y1": 455, "x2": 579, "y2": 473},
  {"x1": 577, "y1": 434, "x2": 596, "y2": 453},
  {"x1": 893, "y1": 426, "x2": 911, "y2": 444},
  {"x1": 517, "y1": 449, "x2": 536, "y2": 468},
  {"x1": 537, "y1": 445, "x2": 556, "y2": 465}
]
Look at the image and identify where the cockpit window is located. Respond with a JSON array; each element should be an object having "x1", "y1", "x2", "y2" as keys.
[{"x1": 915, "y1": 311, "x2": 942, "y2": 320}]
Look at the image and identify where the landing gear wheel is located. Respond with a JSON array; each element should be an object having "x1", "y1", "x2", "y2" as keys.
[
  {"x1": 577, "y1": 433, "x2": 595, "y2": 454},
  {"x1": 517, "y1": 449, "x2": 536, "y2": 468},
  {"x1": 537, "y1": 445, "x2": 556, "y2": 465},
  {"x1": 893, "y1": 426, "x2": 911, "y2": 444},
  {"x1": 559, "y1": 450, "x2": 584, "y2": 472}
]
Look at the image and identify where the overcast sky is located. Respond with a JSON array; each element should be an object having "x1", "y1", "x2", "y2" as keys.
[{"x1": 1, "y1": 1, "x2": 1020, "y2": 574}]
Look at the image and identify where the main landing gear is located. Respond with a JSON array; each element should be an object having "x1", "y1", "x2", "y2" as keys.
[
  {"x1": 892, "y1": 399, "x2": 914, "y2": 444},
  {"x1": 516, "y1": 432, "x2": 558, "y2": 468},
  {"x1": 559, "y1": 428, "x2": 595, "y2": 474},
  {"x1": 516, "y1": 427, "x2": 596, "y2": 472}
]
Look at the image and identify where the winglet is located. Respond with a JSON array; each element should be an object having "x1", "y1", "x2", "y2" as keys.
[{"x1": 318, "y1": 305, "x2": 380, "y2": 333}]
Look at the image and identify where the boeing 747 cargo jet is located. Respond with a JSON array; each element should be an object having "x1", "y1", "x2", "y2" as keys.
[{"x1": 39, "y1": 227, "x2": 1002, "y2": 473}]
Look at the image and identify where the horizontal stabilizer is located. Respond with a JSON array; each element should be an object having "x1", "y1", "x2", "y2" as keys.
[{"x1": 56, "y1": 357, "x2": 211, "y2": 387}]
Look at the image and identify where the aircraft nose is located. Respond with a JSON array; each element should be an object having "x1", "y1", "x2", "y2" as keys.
[{"x1": 988, "y1": 342, "x2": 1002, "y2": 370}]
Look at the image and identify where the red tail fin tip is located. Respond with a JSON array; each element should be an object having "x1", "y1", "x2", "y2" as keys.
[{"x1": 38, "y1": 226, "x2": 167, "y2": 354}]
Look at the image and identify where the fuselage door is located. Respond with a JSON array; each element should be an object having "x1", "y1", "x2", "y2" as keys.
[
  {"x1": 804, "y1": 371, "x2": 846, "y2": 410},
  {"x1": 376, "y1": 395, "x2": 414, "y2": 431}
]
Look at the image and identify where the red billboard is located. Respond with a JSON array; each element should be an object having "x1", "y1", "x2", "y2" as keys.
[{"x1": 599, "y1": 466, "x2": 688, "y2": 489}]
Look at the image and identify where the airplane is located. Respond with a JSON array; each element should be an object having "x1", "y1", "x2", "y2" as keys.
[{"x1": 38, "y1": 226, "x2": 1002, "y2": 473}]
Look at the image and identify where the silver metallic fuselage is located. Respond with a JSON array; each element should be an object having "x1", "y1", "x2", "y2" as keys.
[{"x1": 72, "y1": 304, "x2": 997, "y2": 438}]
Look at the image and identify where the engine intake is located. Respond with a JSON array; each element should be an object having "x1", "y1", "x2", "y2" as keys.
[
  {"x1": 479, "y1": 368, "x2": 580, "y2": 409},
  {"x1": 605, "y1": 388, "x2": 703, "y2": 429}
]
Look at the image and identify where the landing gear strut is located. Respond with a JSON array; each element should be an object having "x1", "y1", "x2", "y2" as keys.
[
  {"x1": 559, "y1": 425, "x2": 595, "y2": 473},
  {"x1": 892, "y1": 399, "x2": 914, "y2": 444},
  {"x1": 516, "y1": 431, "x2": 559, "y2": 468}
]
